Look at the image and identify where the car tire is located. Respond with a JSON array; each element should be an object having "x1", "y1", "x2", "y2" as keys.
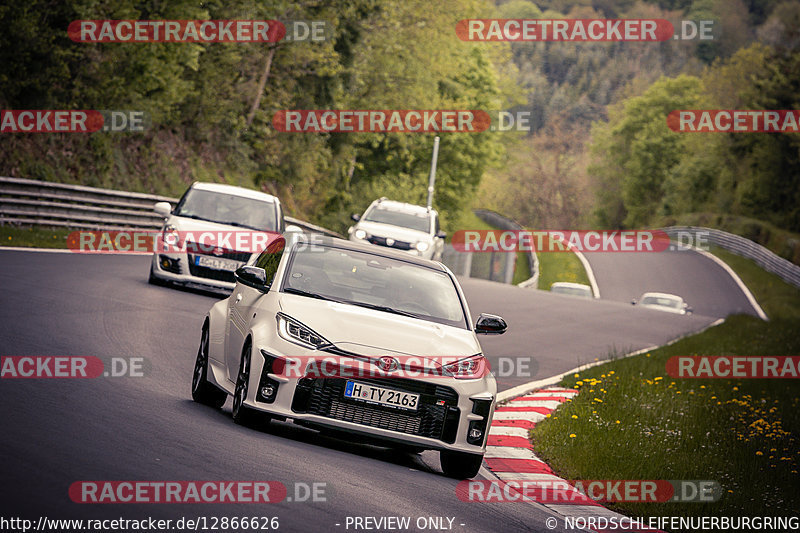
[
  {"x1": 231, "y1": 340, "x2": 267, "y2": 427},
  {"x1": 191, "y1": 324, "x2": 227, "y2": 408},
  {"x1": 440, "y1": 450, "x2": 484, "y2": 479}
]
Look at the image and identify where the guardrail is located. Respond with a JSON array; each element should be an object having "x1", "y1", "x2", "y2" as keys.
[
  {"x1": 0, "y1": 176, "x2": 343, "y2": 238},
  {"x1": 663, "y1": 226, "x2": 800, "y2": 289},
  {"x1": 472, "y1": 208, "x2": 539, "y2": 288}
]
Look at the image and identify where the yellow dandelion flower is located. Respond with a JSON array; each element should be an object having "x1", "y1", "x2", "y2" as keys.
[
  {"x1": 615, "y1": 420, "x2": 620, "y2": 424},
  {"x1": 756, "y1": 451, "x2": 763, "y2": 456},
  {"x1": 569, "y1": 434, "x2": 576, "y2": 438},
  {"x1": 572, "y1": 415, "x2": 578, "y2": 419}
]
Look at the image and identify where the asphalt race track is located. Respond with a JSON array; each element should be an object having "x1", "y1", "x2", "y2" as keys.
[
  {"x1": 583, "y1": 248, "x2": 760, "y2": 318},
  {"x1": 0, "y1": 249, "x2": 753, "y2": 532}
]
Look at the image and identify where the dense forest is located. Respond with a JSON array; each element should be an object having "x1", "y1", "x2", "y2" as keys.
[{"x1": 1, "y1": 0, "x2": 798, "y2": 246}]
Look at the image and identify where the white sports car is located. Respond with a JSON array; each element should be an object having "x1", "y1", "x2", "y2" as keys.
[
  {"x1": 191, "y1": 234, "x2": 506, "y2": 478},
  {"x1": 632, "y1": 292, "x2": 693, "y2": 315}
]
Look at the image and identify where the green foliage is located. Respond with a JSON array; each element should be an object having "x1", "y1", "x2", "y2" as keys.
[{"x1": 0, "y1": 0, "x2": 512, "y2": 233}]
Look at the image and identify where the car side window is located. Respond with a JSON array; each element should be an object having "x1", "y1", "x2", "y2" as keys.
[{"x1": 254, "y1": 237, "x2": 285, "y2": 287}]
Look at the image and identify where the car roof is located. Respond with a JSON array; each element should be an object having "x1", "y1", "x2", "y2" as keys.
[
  {"x1": 191, "y1": 182, "x2": 277, "y2": 203},
  {"x1": 370, "y1": 198, "x2": 436, "y2": 215},
  {"x1": 290, "y1": 235, "x2": 448, "y2": 272},
  {"x1": 640, "y1": 292, "x2": 684, "y2": 301}
]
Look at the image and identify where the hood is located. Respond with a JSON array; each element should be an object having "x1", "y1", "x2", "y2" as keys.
[
  {"x1": 168, "y1": 215, "x2": 276, "y2": 252},
  {"x1": 355, "y1": 220, "x2": 433, "y2": 243},
  {"x1": 278, "y1": 293, "x2": 479, "y2": 359}
]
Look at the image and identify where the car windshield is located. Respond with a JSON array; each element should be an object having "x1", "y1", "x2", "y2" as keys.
[
  {"x1": 174, "y1": 188, "x2": 277, "y2": 231},
  {"x1": 282, "y1": 245, "x2": 467, "y2": 328},
  {"x1": 363, "y1": 206, "x2": 430, "y2": 233},
  {"x1": 641, "y1": 296, "x2": 682, "y2": 308}
]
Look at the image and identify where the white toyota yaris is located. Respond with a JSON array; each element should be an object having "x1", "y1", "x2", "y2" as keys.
[{"x1": 191, "y1": 234, "x2": 506, "y2": 478}]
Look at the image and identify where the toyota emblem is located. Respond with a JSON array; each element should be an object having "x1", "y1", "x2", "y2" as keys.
[
  {"x1": 375, "y1": 356, "x2": 399, "y2": 372},
  {"x1": 212, "y1": 247, "x2": 224, "y2": 257}
]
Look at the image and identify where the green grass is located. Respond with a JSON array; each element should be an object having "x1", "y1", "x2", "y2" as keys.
[
  {"x1": 711, "y1": 247, "x2": 800, "y2": 320},
  {"x1": 536, "y1": 250, "x2": 591, "y2": 290},
  {"x1": 532, "y1": 251, "x2": 800, "y2": 517},
  {"x1": 0, "y1": 225, "x2": 72, "y2": 248}
]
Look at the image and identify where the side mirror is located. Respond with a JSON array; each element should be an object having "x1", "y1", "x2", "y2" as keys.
[
  {"x1": 154, "y1": 202, "x2": 172, "y2": 217},
  {"x1": 234, "y1": 266, "x2": 268, "y2": 291},
  {"x1": 436, "y1": 230, "x2": 447, "y2": 239},
  {"x1": 685, "y1": 306, "x2": 694, "y2": 315},
  {"x1": 350, "y1": 213, "x2": 361, "y2": 222},
  {"x1": 475, "y1": 313, "x2": 507, "y2": 335},
  {"x1": 285, "y1": 224, "x2": 303, "y2": 234}
]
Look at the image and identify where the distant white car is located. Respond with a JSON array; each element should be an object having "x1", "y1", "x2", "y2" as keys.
[
  {"x1": 550, "y1": 282, "x2": 593, "y2": 299},
  {"x1": 632, "y1": 292, "x2": 693, "y2": 315},
  {"x1": 348, "y1": 198, "x2": 446, "y2": 261},
  {"x1": 148, "y1": 182, "x2": 286, "y2": 291},
  {"x1": 191, "y1": 235, "x2": 506, "y2": 478}
]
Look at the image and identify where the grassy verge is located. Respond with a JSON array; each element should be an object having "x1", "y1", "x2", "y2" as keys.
[
  {"x1": 532, "y1": 250, "x2": 800, "y2": 517},
  {"x1": 0, "y1": 225, "x2": 72, "y2": 249},
  {"x1": 536, "y1": 250, "x2": 591, "y2": 290},
  {"x1": 711, "y1": 247, "x2": 800, "y2": 320}
]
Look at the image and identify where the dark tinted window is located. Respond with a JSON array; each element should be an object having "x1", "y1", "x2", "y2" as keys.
[{"x1": 254, "y1": 237, "x2": 285, "y2": 286}]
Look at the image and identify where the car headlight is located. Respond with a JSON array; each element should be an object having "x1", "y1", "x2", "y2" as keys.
[
  {"x1": 415, "y1": 241, "x2": 430, "y2": 252},
  {"x1": 442, "y1": 354, "x2": 487, "y2": 379},
  {"x1": 354, "y1": 229, "x2": 367, "y2": 240},
  {"x1": 162, "y1": 224, "x2": 180, "y2": 247},
  {"x1": 276, "y1": 313, "x2": 332, "y2": 350}
]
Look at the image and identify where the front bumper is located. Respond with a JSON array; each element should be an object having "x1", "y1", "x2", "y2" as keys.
[
  {"x1": 209, "y1": 347, "x2": 496, "y2": 454},
  {"x1": 150, "y1": 251, "x2": 245, "y2": 291}
]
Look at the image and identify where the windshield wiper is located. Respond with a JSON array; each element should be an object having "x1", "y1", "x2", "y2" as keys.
[
  {"x1": 346, "y1": 301, "x2": 418, "y2": 318},
  {"x1": 217, "y1": 220, "x2": 263, "y2": 230},
  {"x1": 177, "y1": 213, "x2": 215, "y2": 223},
  {"x1": 283, "y1": 287, "x2": 344, "y2": 303}
]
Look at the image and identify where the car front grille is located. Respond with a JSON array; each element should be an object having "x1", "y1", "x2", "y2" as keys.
[
  {"x1": 367, "y1": 236, "x2": 413, "y2": 251},
  {"x1": 292, "y1": 377, "x2": 460, "y2": 442}
]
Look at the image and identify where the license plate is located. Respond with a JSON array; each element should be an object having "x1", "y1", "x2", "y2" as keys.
[
  {"x1": 344, "y1": 381, "x2": 420, "y2": 411},
  {"x1": 195, "y1": 255, "x2": 241, "y2": 272}
]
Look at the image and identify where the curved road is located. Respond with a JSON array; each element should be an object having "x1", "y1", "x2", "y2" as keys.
[
  {"x1": 0, "y1": 249, "x2": 742, "y2": 532},
  {"x1": 582, "y1": 248, "x2": 760, "y2": 318}
]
